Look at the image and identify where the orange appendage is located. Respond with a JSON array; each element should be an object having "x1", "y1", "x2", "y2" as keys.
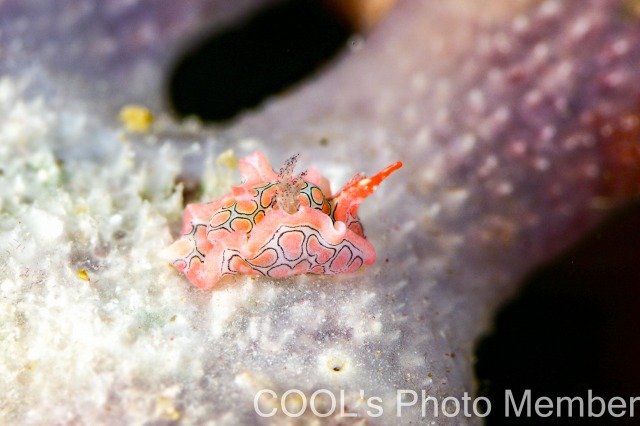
[{"x1": 332, "y1": 161, "x2": 403, "y2": 223}]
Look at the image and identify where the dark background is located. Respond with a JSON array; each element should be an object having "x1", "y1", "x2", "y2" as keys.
[{"x1": 476, "y1": 200, "x2": 640, "y2": 425}]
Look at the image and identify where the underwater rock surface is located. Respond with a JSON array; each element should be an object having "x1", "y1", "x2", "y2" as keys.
[{"x1": 1, "y1": 0, "x2": 639, "y2": 424}]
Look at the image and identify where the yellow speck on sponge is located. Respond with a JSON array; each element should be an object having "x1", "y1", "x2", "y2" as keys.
[
  {"x1": 119, "y1": 105, "x2": 154, "y2": 132},
  {"x1": 215, "y1": 149, "x2": 239, "y2": 170},
  {"x1": 77, "y1": 269, "x2": 90, "y2": 281}
]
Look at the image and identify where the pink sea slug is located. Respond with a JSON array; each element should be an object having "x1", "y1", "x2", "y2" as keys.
[{"x1": 165, "y1": 152, "x2": 402, "y2": 289}]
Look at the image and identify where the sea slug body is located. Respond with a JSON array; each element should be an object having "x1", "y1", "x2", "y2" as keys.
[{"x1": 164, "y1": 151, "x2": 402, "y2": 289}]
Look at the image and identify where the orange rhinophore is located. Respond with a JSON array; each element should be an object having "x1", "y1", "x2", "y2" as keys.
[{"x1": 163, "y1": 152, "x2": 402, "y2": 289}]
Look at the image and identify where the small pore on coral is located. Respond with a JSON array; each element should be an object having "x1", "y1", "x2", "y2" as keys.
[
  {"x1": 325, "y1": 352, "x2": 348, "y2": 373},
  {"x1": 275, "y1": 154, "x2": 308, "y2": 214},
  {"x1": 318, "y1": 349, "x2": 352, "y2": 377}
]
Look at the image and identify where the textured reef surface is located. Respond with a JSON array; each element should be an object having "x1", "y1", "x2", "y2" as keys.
[{"x1": 1, "y1": 0, "x2": 639, "y2": 424}]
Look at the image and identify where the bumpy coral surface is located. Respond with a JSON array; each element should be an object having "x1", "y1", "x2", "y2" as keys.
[{"x1": 1, "y1": 0, "x2": 640, "y2": 424}]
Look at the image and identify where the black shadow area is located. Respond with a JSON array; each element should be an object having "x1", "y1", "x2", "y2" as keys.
[
  {"x1": 168, "y1": 0, "x2": 352, "y2": 123},
  {"x1": 476, "y1": 201, "x2": 640, "y2": 425}
]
